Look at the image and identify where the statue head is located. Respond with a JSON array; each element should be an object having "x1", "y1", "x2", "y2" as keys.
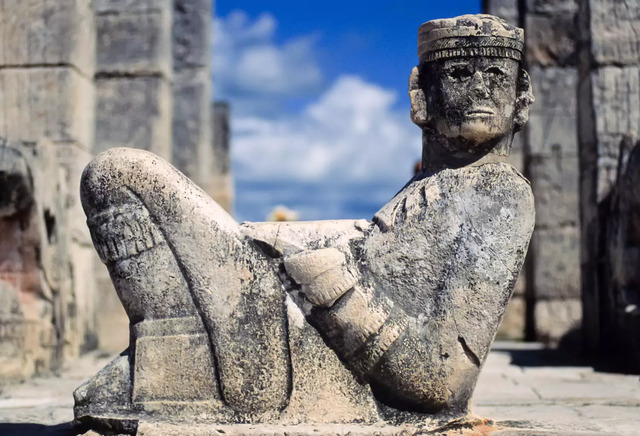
[{"x1": 409, "y1": 15, "x2": 534, "y2": 167}]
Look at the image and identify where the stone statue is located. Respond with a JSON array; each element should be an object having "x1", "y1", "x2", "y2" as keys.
[{"x1": 74, "y1": 14, "x2": 535, "y2": 435}]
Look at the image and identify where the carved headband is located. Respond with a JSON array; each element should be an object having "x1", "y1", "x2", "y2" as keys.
[{"x1": 418, "y1": 14, "x2": 524, "y2": 63}]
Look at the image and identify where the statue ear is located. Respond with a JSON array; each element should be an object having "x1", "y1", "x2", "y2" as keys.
[
  {"x1": 409, "y1": 66, "x2": 429, "y2": 127},
  {"x1": 514, "y1": 69, "x2": 535, "y2": 132}
]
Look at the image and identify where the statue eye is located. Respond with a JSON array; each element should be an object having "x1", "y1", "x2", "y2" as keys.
[
  {"x1": 484, "y1": 66, "x2": 506, "y2": 77},
  {"x1": 447, "y1": 66, "x2": 472, "y2": 81}
]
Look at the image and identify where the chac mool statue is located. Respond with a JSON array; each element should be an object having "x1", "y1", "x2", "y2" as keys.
[{"x1": 74, "y1": 14, "x2": 535, "y2": 435}]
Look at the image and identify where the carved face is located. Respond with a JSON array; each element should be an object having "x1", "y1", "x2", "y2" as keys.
[{"x1": 425, "y1": 57, "x2": 519, "y2": 150}]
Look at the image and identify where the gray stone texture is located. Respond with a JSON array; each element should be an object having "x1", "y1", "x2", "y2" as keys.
[
  {"x1": 0, "y1": 0, "x2": 95, "y2": 75},
  {"x1": 0, "y1": 139, "x2": 72, "y2": 380},
  {"x1": 95, "y1": 77, "x2": 172, "y2": 159},
  {"x1": 210, "y1": 102, "x2": 233, "y2": 213},
  {"x1": 0, "y1": 0, "x2": 99, "y2": 381},
  {"x1": 171, "y1": 0, "x2": 214, "y2": 197},
  {"x1": 0, "y1": 68, "x2": 95, "y2": 146},
  {"x1": 96, "y1": 9, "x2": 172, "y2": 76},
  {"x1": 578, "y1": 0, "x2": 640, "y2": 359},
  {"x1": 172, "y1": 68, "x2": 211, "y2": 184}
]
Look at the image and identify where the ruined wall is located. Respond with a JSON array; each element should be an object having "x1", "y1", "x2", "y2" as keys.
[
  {"x1": 0, "y1": 0, "x2": 97, "y2": 378},
  {"x1": 578, "y1": 0, "x2": 640, "y2": 362}
]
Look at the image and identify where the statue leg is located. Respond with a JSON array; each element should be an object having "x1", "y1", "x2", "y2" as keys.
[{"x1": 81, "y1": 148, "x2": 291, "y2": 414}]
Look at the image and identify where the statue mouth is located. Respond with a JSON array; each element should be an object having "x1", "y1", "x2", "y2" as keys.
[{"x1": 466, "y1": 107, "x2": 495, "y2": 116}]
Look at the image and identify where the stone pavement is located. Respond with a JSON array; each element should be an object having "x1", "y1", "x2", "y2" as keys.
[{"x1": 0, "y1": 342, "x2": 637, "y2": 435}]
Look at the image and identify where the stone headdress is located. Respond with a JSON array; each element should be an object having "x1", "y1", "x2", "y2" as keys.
[{"x1": 418, "y1": 14, "x2": 524, "y2": 63}]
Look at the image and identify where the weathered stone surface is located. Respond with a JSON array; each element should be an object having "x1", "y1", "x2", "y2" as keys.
[
  {"x1": 526, "y1": 0, "x2": 578, "y2": 14},
  {"x1": 93, "y1": 0, "x2": 172, "y2": 15},
  {"x1": 173, "y1": 0, "x2": 212, "y2": 69},
  {"x1": 496, "y1": 296, "x2": 525, "y2": 340},
  {"x1": 0, "y1": 0, "x2": 95, "y2": 74},
  {"x1": 525, "y1": 13, "x2": 577, "y2": 67},
  {"x1": 210, "y1": 102, "x2": 233, "y2": 213},
  {"x1": 529, "y1": 155, "x2": 579, "y2": 228},
  {"x1": 0, "y1": 139, "x2": 71, "y2": 380},
  {"x1": 75, "y1": 14, "x2": 535, "y2": 434},
  {"x1": 96, "y1": 10, "x2": 171, "y2": 76},
  {"x1": 589, "y1": 0, "x2": 640, "y2": 66},
  {"x1": 94, "y1": 77, "x2": 171, "y2": 159},
  {"x1": 172, "y1": 68, "x2": 211, "y2": 184},
  {"x1": 483, "y1": 0, "x2": 520, "y2": 26},
  {"x1": 0, "y1": 68, "x2": 94, "y2": 146},
  {"x1": 534, "y1": 299, "x2": 582, "y2": 344},
  {"x1": 530, "y1": 226, "x2": 581, "y2": 300}
]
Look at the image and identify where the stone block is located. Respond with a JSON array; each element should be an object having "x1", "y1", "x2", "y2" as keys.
[
  {"x1": 172, "y1": 68, "x2": 211, "y2": 183},
  {"x1": 526, "y1": 13, "x2": 577, "y2": 67},
  {"x1": 592, "y1": 66, "x2": 640, "y2": 141},
  {"x1": 132, "y1": 333, "x2": 218, "y2": 403},
  {"x1": 173, "y1": 0, "x2": 212, "y2": 69},
  {"x1": 529, "y1": 66, "x2": 578, "y2": 117},
  {"x1": 531, "y1": 226, "x2": 581, "y2": 300},
  {"x1": 506, "y1": 131, "x2": 524, "y2": 173},
  {"x1": 526, "y1": 0, "x2": 578, "y2": 14},
  {"x1": 0, "y1": 0, "x2": 94, "y2": 75},
  {"x1": 54, "y1": 143, "x2": 93, "y2": 245},
  {"x1": 95, "y1": 77, "x2": 171, "y2": 159},
  {"x1": 0, "y1": 68, "x2": 94, "y2": 146},
  {"x1": 497, "y1": 295, "x2": 525, "y2": 340},
  {"x1": 93, "y1": 0, "x2": 172, "y2": 15},
  {"x1": 527, "y1": 114, "x2": 578, "y2": 157},
  {"x1": 483, "y1": 0, "x2": 519, "y2": 26},
  {"x1": 529, "y1": 155, "x2": 579, "y2": 228},
  {"x1": 96, "y1": 10, "x2": 171, "y2": 76},
  {"x1": 94, "y1": 265, "x2": 128, "y2": 353},
  {"x1": 589, "y1": 0, "x2": 640, "y2": 66},
  {"x1": 534, "y1": 298, "x2": 581, "y2": 344}
]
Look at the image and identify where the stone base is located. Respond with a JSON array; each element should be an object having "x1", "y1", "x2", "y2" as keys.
[{"x1": 78, "y1": 416, "x2": 494, "y2": 436}]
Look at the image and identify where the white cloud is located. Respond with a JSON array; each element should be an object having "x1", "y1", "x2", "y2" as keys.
[
  {"x1": 233, "y1": 75, "x2": 421, "y2": 185},
  {"x1": 213, "y1": 11, "x2": 323, "y2": 116},
  {"x1": 212, "y1": 12, "x2": 422, "y2": 220}
]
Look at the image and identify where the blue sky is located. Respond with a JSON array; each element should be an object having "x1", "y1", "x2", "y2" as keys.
[{"x1": 213, "y1": 1, "x2": 481, "y2": 221}]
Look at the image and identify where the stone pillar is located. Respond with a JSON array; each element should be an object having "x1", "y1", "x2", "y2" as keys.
[
  {"x1": 525, "y1": 0, "x2": 582, "y2": 344},
  {"x1": 93, "y1": 0, "x2": 173, "y2": 159},
  {"x1": 0, "y1": 0, "x2": 97, "y2": 378},
  {"x1": 172, "y1": 0, "x2": 213, "y2": 192},
  {"x1": 483, "y1": 0, "x2": 527, "y2": 340},
  {"x1": 484, "y1": 0, "x2": 583, "y2": 343},
  {"x1": 211, "y1": 102, "x2": 234, "y2": 214},
  {"x1": 92, "y1": 0, "x2": 175, "y2": 352},
  {"x1": 578, "y1": 0, "x2": 640, "y2": 355}
]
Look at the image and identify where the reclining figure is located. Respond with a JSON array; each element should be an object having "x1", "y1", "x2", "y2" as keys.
[{"x1": 75, "y1": 14, "x2": 535, "y2": 434}]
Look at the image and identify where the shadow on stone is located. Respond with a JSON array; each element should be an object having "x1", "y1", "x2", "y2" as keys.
[{"x1": 0, "y1": 422, "x2": 85, "y2": 436}]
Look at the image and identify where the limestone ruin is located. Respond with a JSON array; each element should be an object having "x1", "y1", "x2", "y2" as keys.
[
  {"x1": 0, "y1": 0, "x2": 231, "y2": 382},
  {"x1": 73, "y1": 14, "x2": 535, "y2": 435},
  {"x1": 485, "y1": 0, "x2": 640, "y2": 370}
]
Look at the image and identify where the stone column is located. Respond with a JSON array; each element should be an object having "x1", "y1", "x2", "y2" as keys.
[
  {"x1": 0, "y1": 0, "x2": 97, "y2": 377},
  {"x1": 525, "y1": 0, "x2": 582, "y2": 344},
  {"x1": 172, "y1": 0, "x2": 213, "y2": 192},
  {"x1": 483, "y1": 0, "x2": 527, "y2": 340},
  {"x1": 578, "y1": 0, "x2": 640, "y2": 354},
  {"x1": 92, "y1": 0, "x2": 175, "y2": 352},
  {"x1": 93, "y1": 0, "x2": 173, "y2": 159},
  {"x1": 211, "y1": 102, "x2": 234, "y2": 214}
]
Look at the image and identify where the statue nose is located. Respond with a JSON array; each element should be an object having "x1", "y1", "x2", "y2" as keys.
[{"x1": 470, "y1": 71, "x2": 489, "y2": 97}]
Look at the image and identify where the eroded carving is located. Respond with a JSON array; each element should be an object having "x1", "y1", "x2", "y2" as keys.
[{"x1": 74, "y1": 14, "x2": 535, "y2": 435}]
